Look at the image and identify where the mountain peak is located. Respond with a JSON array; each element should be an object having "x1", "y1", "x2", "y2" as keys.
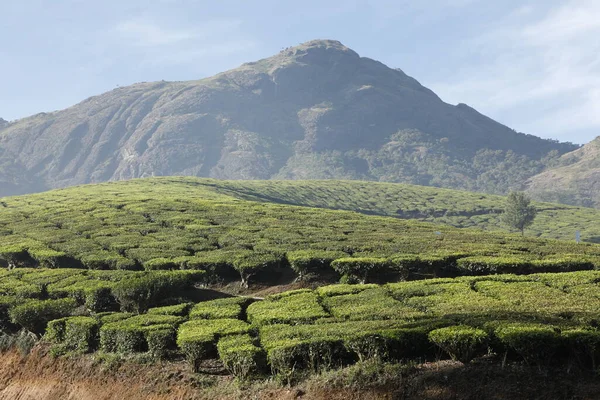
[
  {"x1": 263, "y1": 39, "x2": 359, "y2": 66},
  {"x1": 294, "y1": 39, "x2": 352, "y2": 51}
]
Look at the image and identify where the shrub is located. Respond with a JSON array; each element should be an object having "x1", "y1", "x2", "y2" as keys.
[
  {"x1": 494, "y1": 323, "x2": 561, "y2": 366},
  {"x1": 217, "y1": 334, "x2": 266, "y2": 380},
  {"x1": 531, "y1": 257, "x2": 595, "y2": 273},
  {"x1": 316, "y1": 284, "x2": 379, "y2": 297},
  {"x1": 246, "y1": 291, "x2": 328, "y2": 326},
  {"x1": 562, "y1": 328, "x2": 600, "y2": 369},
  {"x1": 331, "y1": 258, "x2": 390, "y2": 284},
  {"x1": 232, "y1": 252, "x2": 284, "y2": 288},
  {"x1": 146, "y1": 326, "x2": 176, "y2": 359},
  {"x1": 9, "y1": 298, "x2": 78, "y2": 334},
  {"x1": 112, "y1": 271, "x2": 204, "y2": 313},
  {"x1": 28, "y1": 248, "x2": 70, "y2": 269},
  {"x1": 57, "y1": 281, "x2": 118, "y2": 313},
  {"x1": 189, "y1": 297, "x2": 252, "y2": 320},
  {"x1": 456, "y1": 257, "x2": 533, "y2": 275},
  {"x1": 322, "y1": 287, "x2": 425, "y2": 321},
  {"x1": 143, "y1": 258, "x2": 179, "y2": 271},
  {"x1": 147, "y1": 303, "x2": 192, "y2": 317},
  {"x1": 0, "y1": 296, "x2": 17, "y2": 331},
  {"x1": 428, "y1": 325, "x2": 489, "y2": 363},
  {"x1": 0, "y1": 245, "x2": 35, "y2": 268},
  {"x1": 45, "y1": 317, "x2": 68, "y2": 343},
  {"x1": 177, "y1": 319, "x2": 252, "y2": 372},
  {"x1": 287, "y1": 250, "x2": 346, "y2": 281},
  {"x1": 62, "y1": 316, "x2": 99, "y2": 353},
  {"x1": 100, "y1": 314, "x2": 182, "y2": 354}
]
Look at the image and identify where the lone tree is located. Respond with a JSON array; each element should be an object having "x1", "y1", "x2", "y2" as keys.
[{"x1": 502, "y1": 191, "x2": 537, "y2": 236}]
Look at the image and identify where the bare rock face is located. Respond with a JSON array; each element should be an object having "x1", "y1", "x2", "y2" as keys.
[
  {"x1": 0, "y1": 39, "x2": 577, "y2": 197},
  {"x1": 527, "y1": 137, "x2": 600, "y2": 208}
]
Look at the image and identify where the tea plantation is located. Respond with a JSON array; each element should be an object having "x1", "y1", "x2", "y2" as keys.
[
  {"x1": 1, "y1": 178, "x2": 600, "y2": 288},
  {"x1": 3, "y1": 268, "x2": 600, "y2": 381},
  {"x1": 2, "y1": 178, "x2": 600, "y2": 382},
  {"x1": 202, "y1": 178, "x2": 600, "y2": 242}
]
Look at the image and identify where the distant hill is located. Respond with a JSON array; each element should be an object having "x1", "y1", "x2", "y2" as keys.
[
  {"x1": 0, "y1": 39, "x2": 577, "y2": 197},
  {"x1": 200, "y1": 178, "x2": 600, "y2": 243},
  {"x1": 527, "y1": 137, "x2": 600, "y2": 208}
]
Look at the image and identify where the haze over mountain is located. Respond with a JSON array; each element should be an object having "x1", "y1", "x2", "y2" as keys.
[
  {"x1": 0, "y1": 39, "x2": 578, "y2": 197},
  {"x1": 527, "y1": 136, "x2": 600, "y2": 208}
]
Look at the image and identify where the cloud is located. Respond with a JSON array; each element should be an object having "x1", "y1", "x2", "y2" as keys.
[
  {"x1": 428, "y1": 0, "x2": 600, "y2": 143},
  {"x1": 109, "y1": 17, "x2": 258, "y2": 69},
  {"x1": 114, "y1": 18, "x2": 242, "y2": 47}
]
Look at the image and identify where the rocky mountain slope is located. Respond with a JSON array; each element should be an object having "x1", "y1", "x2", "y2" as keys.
[
  {"x1": 0, "y1": 40, "x2": 577, "y2": 197},
  {"x1": 527, "y1": 136, "x2": 600, "y2": 208}
]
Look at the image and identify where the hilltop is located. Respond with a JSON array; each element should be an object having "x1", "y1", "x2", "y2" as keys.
[
  {"x1": 527, "y1": 136, "x2": 600, "y2": 208},
  {"x1": 0, "y1": 39, "x2": 576, "y2": 197}
]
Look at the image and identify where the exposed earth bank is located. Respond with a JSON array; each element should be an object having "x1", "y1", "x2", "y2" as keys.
[{"x1": 2, "y1": 346, "x2": 600, "y2": 400}]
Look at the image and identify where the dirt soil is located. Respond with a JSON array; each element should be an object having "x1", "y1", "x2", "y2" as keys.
[{"x1": 2, "y1": 347, "x2": 600, "y2": 400}]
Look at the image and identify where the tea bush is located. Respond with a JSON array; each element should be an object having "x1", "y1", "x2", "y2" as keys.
[{"x1": 428, "y1": 325, "x2": 489, "y2": 363}]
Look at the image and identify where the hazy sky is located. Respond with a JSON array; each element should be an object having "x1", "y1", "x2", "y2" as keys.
[{"x1": 1, "y1": 0, "x2": 598, "y2": 144}]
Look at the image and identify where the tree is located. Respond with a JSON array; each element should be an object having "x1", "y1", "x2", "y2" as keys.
[{"x1": 501, "y1": 191, "x2": 537, "y2": 236}]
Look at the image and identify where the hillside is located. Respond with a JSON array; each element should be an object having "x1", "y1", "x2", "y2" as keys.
[
  {"x1": 2, "y1": 178, "x2": 600, "y2": 286},
  {"x1": 2, "y1": 179, "x2": 600, "y2": 397},
  {"x1": 203, "y1": 178, "x2": 600, "y2": 243},
  {"x1": 0, "y1": 39, "x2": 577, "y2": 197},
  {"x1": 527, "y1": 136, "x2": 600, "y2": 208}
]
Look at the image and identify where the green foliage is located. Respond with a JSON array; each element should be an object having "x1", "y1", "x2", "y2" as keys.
[
  {"x1": 246, "y1": 291, "x2": 328, "y2": 326},
  {"x1": 562, "y1": 328, "x2": 600, "y2": 369},
  {"x1": 189, "y1": 297, "x2": 252, "y2": 320},
  {"x1": 100, "y1": 314, "x2": 182, "y2": 355},
  {"x1": 428, "y1": 325, "x2": 488, "y2": 363},
  {"x1": 112, "y1": 271, "x2": 204, "y2": 313},
  {"x1": 9, "y1": 298, "x2": 77, "y2": 334},
  {"x1": 177, "y1": 319, "x2": 252, "y2": 372},
  {"x1": 232, "y1": 251, "x2": 284, "y2": 288},
  {"x1": 330, "y1": 258, "x2": 385, "y2": 284},
  {"x1": 494, "y1": 323, "x2": 561, "y2": 365},
  {"x1": 502, "y1": 191, "x2": 537, "y2": 235},
  {"x1": 147, "y1": 303, "x2": 192, "y2": 317},
  {"x1": 1, "y1": 178, "x2": 600, "y2": 290},
  {"x1": 287, "y1": 250, "x2": 347, "y2": 280},
  {"x1": 217, "y1": 334, "x2": 266, "y2": 380},
  {"x1": 46, "y1": 316, "x2": 99, "y2": 354}
]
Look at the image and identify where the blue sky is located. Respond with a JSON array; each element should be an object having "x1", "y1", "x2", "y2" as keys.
[{"x1": 1, "y1": 0, "x2": 598, "y2": 144}]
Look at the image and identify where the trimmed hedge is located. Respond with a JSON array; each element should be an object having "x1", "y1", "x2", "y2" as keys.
[
  {"x1": 456, "y1": 257, "x2": 532, "y2": 276},
  {"x1": 9, "y1": 298, "x2": 77, "y2": 334},
  {"x1": 494, "y1": 323, "x2": 561, "y2": 365},
  {"x1": 232, "y1": 252, "x2": 284, "y2": 288},
  {"x1": 177, "y1": 319, "x2": 252, "y2": 372},
  {"x1": 562, "y1": 328, "x2": 600, "y2": 369},
  {"x1": 217, "y1": 334, "x2": 266, "y2": 379},
  {"x1": 147, "y1": 303, "x2": 192, "y2": 317},
  {"x1": 331, "y1": 258, "x2": 394, "y2": 284},
  {"x1": 189, "y1": 297, "x2": 252, "y2": 320},
  {"x1": 286, "y1": 250, "x2": 346, "y2": 280},
  {"x1": 100, "y1": 314, "x2": 183, "y2": 355},
  {"x1": 428, "y1": 325, "x2": 489, "y2": 363},
  {"x1": 112, "y1": 271, "x2": 204, "y2": 313},
  {"x1": 46, "y1": 316, "x2": 99, "y2": 353},
  {"x1": 246, "y1": 291, "x2": 328, "y2": 326}
]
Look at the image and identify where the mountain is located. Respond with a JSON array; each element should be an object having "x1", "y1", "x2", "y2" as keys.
[
  {"x1": 0, "y1": 39, "x2": 577, "y2": 197},
  {"x1": 527, "y1": 136, "x2": 600, "y2": 208}
]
